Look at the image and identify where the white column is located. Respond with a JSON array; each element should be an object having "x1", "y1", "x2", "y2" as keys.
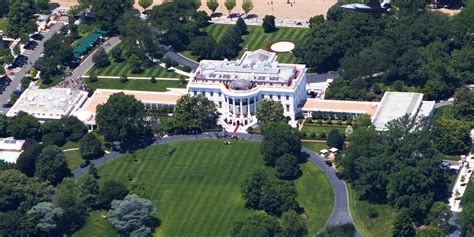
[
  {"x1": 254, "y1": 96, "x2": 257, "y2": 114},
  {"x1": 247, "y1": 97, "x2": 251, "y2": 117},
  {"x1": 239, "y1": 99, "x2": 243, "y2": 117},
  {"x1": 232, "y1": 98, "x2": 236, "y2": 116}
]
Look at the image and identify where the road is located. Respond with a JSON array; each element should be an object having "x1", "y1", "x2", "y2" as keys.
[
  {"x1": 160, "y1": 45, "x2": 199, "y2": 70},
  {"x1": 0, "y1": 19, "x2": 66, "y2": 114},
  {"x1": 72, "y1": 133, "x2": 361, "y2": 236}
]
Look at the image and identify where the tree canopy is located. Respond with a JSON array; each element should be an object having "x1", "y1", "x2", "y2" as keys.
[
  {"x1": 7, "y1": 111, "x2": 41, "y2": 140},
  {"x1": 261, "y1": 122, "x2": 301, "y2": 166},
  {"x1": 107, "y1": 194, "x2": 155, "y2": 237},
  {"x1": 35, "y1": 146, "x2": 70, "y2": 186},
  {"x1": 256, "y1": 99, "x2": 285, "y2": 129},
  {"x1": 431, "y1": 118, "x2": 470, "y2": 155}
]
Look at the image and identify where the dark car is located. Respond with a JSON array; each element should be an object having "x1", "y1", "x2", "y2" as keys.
[
  {"x1": 80, "y1": 160, "x2": 91, "y2": 168},
  {"x1": 325, "y1": 160, "x2": 333, "y2": 167},
  {"x1": 23, "y1": 41, "x2": 38, "y2": 50},
  {"x1": 335, "y1": 172, "x2": 343, "y2": 179},
  {"x1": 11, "y1": 55, "x2": 28, "y2": 68},
  {"x1": 31, "y1": 33, "x2": 44, "y2": 41},
  {"x1": 2, "y1": 103, "x2": 12, "y2": 108}
]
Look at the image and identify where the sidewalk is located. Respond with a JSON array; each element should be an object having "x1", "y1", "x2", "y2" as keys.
[
  {"x1": 210, "y1": 15, "x2": 309, "y2": 28},
  {"x1": 81, "y1": 75, "x2": 189, "y2": 81},
  {"x1": 449, "y1": 154, "x2": 474, "y2": 212}
]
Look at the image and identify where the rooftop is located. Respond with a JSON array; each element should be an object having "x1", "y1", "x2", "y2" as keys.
[
  {"x1": 7, "y1": 86, "x2": 88, "y2": 119},
  {"x1": 195, "y1": 50, "x2": 303, "y2": 85},
  {"x1": 302, "y1": 99, "x2": 379, "y2": 116},
  {"x1": 371, "y1": 92, "x2": 424, "y2": 131}
]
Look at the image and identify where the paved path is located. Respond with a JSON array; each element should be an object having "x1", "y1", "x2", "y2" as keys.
[
  {"x1": 81, "y1": 75, "x2": 184, "y2": 81},
  {"x1": 0, "y1": 18, "x2": 67, "y2": 114},
  {"x1": 160, "y1": 45, "x2": 199, "y2": 70},
  {"x1": 72, "y1": 133, "x2": 360, "y2": 236}
]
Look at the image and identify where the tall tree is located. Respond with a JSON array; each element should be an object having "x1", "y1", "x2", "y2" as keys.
[
  {"x1": 90, "y1": 0, "x2": 133, "y2": 32},
  {"x1": 96, "y1": 93, "x2": 151, "y2": 150},
  {"x1": 6, "y1": 0, "x2": 36, "y2": 37},
  {"x1": 107, "y1": 194, "x2": 155, "y2": 237},
  {"x1": 241, "y1": 169, "x2": 271, "y2": 209},
  {"x1": 452, "y1": 87, "x2": 474, "y2": 122},
  {"x1": 35, "y1": 146, "x2": 70, "y2": 186},
  {"x1": 241, "y1": 0, "x2": 253, "y2": 15},
  {"x1": 256, "y1": 99, "x2": 284, "y2": 129},
  {"x1": 54, "y1": 178, "x2": 88, "y2": 233},
  {"x1": 79, "y1": 133, "x2": 103, "y2": 159},
  {"x1": 224, "y1": 0, "x2": 236, "y2": 16},
  {"x1": 231, "y1": 213, "x2": 282, "y2": 237},
  {"x1": 262, "y1": 15, "x2": 276, "y2": 33},
  {"x1": 98, "y1": 180, "x2": 129, "y2": 209},
  {"x1": 431, "y1": 119, "x2": 470, "y2": 155},
  {"x1": 326, "y1": 128, "x2": 345, "y2": 149},
  {"x1": 7, "y1": 111, "x2": 41, "y2": 140},
  {"x1": 392, "y1": 209, "x2": 416, "y2": 237},
  {"x1": 92, "y1": 47, "x2": 110, "y2": 68},
  {"x1": 27, "y1": 202, "x2": 64, "y2": 236},
  {"x1": 261, "y1": 122, "x2": 301, "y2": 166},
  {"x1": 280, "y1": 210, "x2": 308, "y2": 237},
  {"x1": 206, "y1": 0, "x2": 219, "y2": 13},
  {"x1": 235, "y1": 17, "x2": 247, "y2": 35},
  {"x1": 16, "y1": 143, "x2": 43, "y2": 177},
  {"x1": 168, "y1": 94, "x2": 219, "y2": 134},
  {"x1": 275, "y1": 154, "x2": 301, "y2": 180},
  {"x1": 80, "y1": 164, "x2": 100, "y2": 209}
]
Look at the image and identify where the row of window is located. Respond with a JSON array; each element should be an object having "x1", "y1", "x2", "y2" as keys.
[{"x1": 191, "y1": 90, "x2": 292, "y2": 102}]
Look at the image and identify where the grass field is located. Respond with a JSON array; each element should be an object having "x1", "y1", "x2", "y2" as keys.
[
  {"x1": 348, "y1": 188, "x2": 396, "y2": 237},
  {"x1": 301, "y1": 124, "x2": 347, "y2": 139},
  {"x1": 182, "y1": 24, "x2": 308, "y2": 64},
  {"x1": 302, "y1": 141, "x2": 328, "y2": 153},
  {"x1": 64, "y1": 150, "x2": 83, "y2": 170},
  {"x1": 0, "y1": 18, "x2": 7, "y2": 33},
  {"x1": 76, "y1": 140, "x2": 333, "y2": 236},
  {"x1": 73, "y1": 210, "x2": 118, "y2": 237},
  {"x1": 85, "y1": 78, "x2": 186, "y2": 92},
  {"x1": 86, "y1": 43, "x2": 179, "y2": 78},
  {"x1": 38, "y1": 72, "x2": 66, "y2": 89}
]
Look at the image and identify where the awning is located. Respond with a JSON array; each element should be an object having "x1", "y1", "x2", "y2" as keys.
[{"x1": 73, "y1": 30, "x2": 107, "y2": 58}]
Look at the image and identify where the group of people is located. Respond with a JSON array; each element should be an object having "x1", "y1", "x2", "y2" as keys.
[{"x1": 57, "y1": 71, "x2": 90, "y2": 91}]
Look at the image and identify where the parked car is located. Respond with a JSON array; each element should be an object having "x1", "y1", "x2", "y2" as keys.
[
  {"x1": 23, "y1": 41, "x2": 38, "y2": 50},
  {"x1": 80, "y1": 160, "x2": 91, "y2": 168},
  {"x1": 31, "y1": 33, "x2": 44, "y2": 41},
  {"x1": 325, "y1": 160, "x2": 333, "y2": 167},
  {"x1": 11, "y1": 55, "x2": 28, "y2": 68},
  {"x1": 2, "y1": 103, "x2": 12, "y2": 108},
  {"x1": 335, "y1": 172, "x2": 343, "y2": 179}
]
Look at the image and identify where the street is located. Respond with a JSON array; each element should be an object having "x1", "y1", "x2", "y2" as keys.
[{"x1": 0, "y1": 18, "x2": 66, "y2": 114}]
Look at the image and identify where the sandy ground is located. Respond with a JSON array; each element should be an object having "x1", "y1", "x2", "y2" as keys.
[{"x1": 51, "y1": 0, "x2": 337, "y2": 19}]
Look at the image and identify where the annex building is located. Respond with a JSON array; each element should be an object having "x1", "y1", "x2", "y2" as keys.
[
  {"x1": 6, "y1": 86, "x2": 88, "y2": 121},
  {"x1": 187, "y1": 50, "x2": 307, "y2": 132}
]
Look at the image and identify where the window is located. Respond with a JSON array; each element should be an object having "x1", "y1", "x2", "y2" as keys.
[
  {"x1": 219, "y1": 102, "x2": 222, "y2": 108},
  {"x1": 286, "y1": 95, "x2": 289, "y2": 100},
  {"x1": 261, "y1": 94, "x2": 264, "y2": 99},
  {"x1": 270, "y1": 95, "x2": 273, "y2": 99},
  {"x1": 193, "y1": 91, "x2": 197, "y2": 96},
  {"x1": 286, "y1": 105, "x2": 290, "y2": 112},
  {"x1": 277, "y1": 95, "x2": 281, "y2": 100},
  {"x1": 219, "y1": 92, "x2": 222, "y2": 97},
  {"x1": 210, "y1": 92, "x2": 214, "y2": 96}
]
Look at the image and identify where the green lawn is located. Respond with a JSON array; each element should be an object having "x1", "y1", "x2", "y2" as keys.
[
  {"x1": 183, "y1": 24, "x2": 308, "y2": 64},
  {"x1": 77, "y1": 140, "x2": 333, "y2": 236},
  {"x1": 38, "y1": 71, "x2": 66, "y2": 88},
  {"x1": 301, "y1": 124, "x2": 347, "y2": 139},
  {"x1": 85, "y1": 79, "x2": 186, "y2": 92},
  {"x1": 348, "y1": 188, "x2": 397, "y2": 237},
  {"x1": 303, "y1": 141, "x2": 329, "y2": 153},
  {"x1": 86, "y1": 43, "x2": 180, "y2": 78},
  {"x1": 73, "y1": 210, "x2": 119, "y2": 237},
  {"x1": 433, "y1": 104, "x2": 474, "y2": 127},
  {"x1": 64, "y1": 150, "x2": 83, "y2": 170},
  {"x1": 0, "y1": 18, "x2": 7, "y2": 33}
]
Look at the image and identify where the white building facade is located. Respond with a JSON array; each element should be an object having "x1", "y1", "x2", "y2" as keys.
[{"x1": 187, "y1": 50, "x2": 307, "y2": 132}]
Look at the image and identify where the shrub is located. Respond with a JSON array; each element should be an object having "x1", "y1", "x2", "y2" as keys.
[
  {"x1": 120, "y1": 74, "x2": 128, "y2": 83},
  {"x1": 306, "y1": 118, "x2": 313, "y2": 123},
  {"x1": 367, "y1": 207, "x2": 379, "y2": 219},
  {"x1": 337, "y1": 120, "x2": 343, "y2": 125},
  {"x1": 310, "y1": 132, "x2": 316, "y2": 138},
  {"x1": 170, "y1": 60, "x2": 179, "y2": 67},
  {"x1": 150, "y1": 76, "x2": 156, "y2": 83},
  {"x1": 320, "y1": 131, "x2": 326, "y2": 139},
  {"x1": 182, "y1": 66, "x2": 192, "y2": 72},
  {"x1": 79, "y1": 133, "x2": 103, "y2": 159},
  {"x1": 89, "y1": 74, "x2": 98, "y2": 83},
  {"x1": 317, "y1": 119, "x2": 323, "y2": 124},
  {"x1": 41, "y1": 132, "x2": 66, "y2": 147}
]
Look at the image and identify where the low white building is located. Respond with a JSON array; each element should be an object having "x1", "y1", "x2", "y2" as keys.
[
  {"x1": 0, "y1": 137, "x2": 25, "y2": 164},
  {"x1": 6, "y1": 86, "x2": 89, "y2": 121},
  {"x1": 187, "y1": 50, "x2": 307, "y2": 132}
]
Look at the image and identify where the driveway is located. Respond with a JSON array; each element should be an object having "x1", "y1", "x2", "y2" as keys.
[
  {"x1": 0, "y1": 18, "x2": 67, "y2": 114},
  {"x1": 160, "y1": 45, "x2": 199, "y2": 70},
  {"x1": 72, "y1": 133, "x2": 361, "y2": 236}
]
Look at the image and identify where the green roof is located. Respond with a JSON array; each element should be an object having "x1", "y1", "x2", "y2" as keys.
[{"x1": 73, "y1": 30, "x2": 106, "y2": 58}]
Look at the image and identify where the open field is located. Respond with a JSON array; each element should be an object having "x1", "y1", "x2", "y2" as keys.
[
  {"x1": 52, "y1": 0, "x2": 337, "y2": 19},
  {"x1": 348, "y1": 188, "x2": 397, "y2": 237},
  {"x1": 86, "y1": 43, "x2": 179, "y2": 78},
  {"x1": 302, "y1": 141, "x2": 328, "y2": 154},
  {"x1": 182, "y1": 24, "x2": 308, "y2": 64},
  {"x1": 85, "y1": 78, "x2": 186, "y2": 92},
  {"x1": 76, "y1": 140, "x2": 333, "y2": 236},
  {"x1": 73, "y1": 210, "x2": 119, "y2": 237},
  {"x1": 64, "y1": 150, "x2": 82, "y2": 170}
]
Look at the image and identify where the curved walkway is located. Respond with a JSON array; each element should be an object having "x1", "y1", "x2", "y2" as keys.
[{"x1": 72, "y1": 133, "x2": 360, "y2": 236}]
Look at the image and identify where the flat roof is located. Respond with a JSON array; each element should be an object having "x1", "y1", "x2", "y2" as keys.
[
  {"x1": 7, "y1": 86, "x2": 88, "y2": 119},
  {"x1": 0, "y1": 151, "x2": 22, "y2": 164},
  {"x1": 302, "y1": 99, "x2": 379, "y2": 116},
  {"x1": 0, "y1": 137, "x2": 25, "y2": 151},
  {"x1": 75, "y1": 89, "x2": 186, "y2": 125},
  {"x1": 371, "y1": 92, "x2": 424, "y2": 131}
]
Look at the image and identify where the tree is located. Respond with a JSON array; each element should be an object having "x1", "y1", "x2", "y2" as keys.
[
  {"x1": 138, "y1": 0, "x2": 153, "y2": 11},
  {"x1": 260, "y1": 180, "x2": 299, "y2": 216},
  {"x1": 241, "y1": 169, "x2": 271, "y2": 209},
  {"x1": 392, "y1": 0, "x2": 426, "y2": 14},
  {"x1": 275, "y1": 154, "x2": 301, "y2": 180},
  {"x1": 224, "y1": 0, "x2": 236, "y2": 16},
  {"x1": 8, "y1": 111, "x2": 41, "y2": 140},
  {"x1": 150, "y1": 76, "x2": 156, "y2": 83},
  {"x1": 0, "y1": 47, "x2": 13, "y2": 65},
  {"x1": 89, "y1": 73, "x2": 98, "y2": 83},
  {"x1": 54, "y1": 178, "x2": 88, "y2": 233},
  {"x1": 326, "y1": 128, "x2": 345, "y2": 149},
  {"x1": 190, "y1": 36, "x2": 218, "y2": 60},
  {"x1": 90, "y1": 0, "x2": 133, "y2": 32},
  {"x1": 392, "y1": 209, "x2": 416, "y2": 237},
  {"x1": 92, "y1": 47, "x2": 110, "y2": 68},
  {"x1": 280, "y1": 210, "x2": 308, "y2": 237},
  {"x1": 111, "y1": 47, "x2": 123, "y2": 62},
  {"x1": 96, "y1": 93, "x2": 151, "y2": 150},
  {"x1": 426, "y1": 202, "x2": 451, "y2": 228},
  {"x1": 16, "y1": 143, "x2": 43, "y2": 177},
  {"x1": 27, "y1": 202, "x2": 63, "y2": 235},
  {"x1": 168, "y1": 94, "x2": 219, "y2": 134},
  {"x1": 0, "y1": 0, "x2": 8, "y2": 17},
  {"x1": 261, "y1": 122, "x2": 301, "y2": 166},
  {"x1": 206, "y1": 0, "x2": 219, "y2": 13},
  {"x1": 80, "y1": 164, "x2": 100, "y2": 209},
  {"x1": 98, "y1": 180, "x2": 129, "y2": 209},
  {"x1": 309, "y1": 15, "x2": 324, "y2": 28},
  {"x1": 431, "y1": 119, "x2": 470, "y2": 155},
  {"x1": 79, "y1": 133, "x2": 103, "y2": 159},
  {"x1": 120, "y1": 74, "x2": 128, "y2": 83},
  {"x1": 41, "y1": 132, "x2": 66, "y2": 147},
  {"x1": 231, "y1": 213, "x2": 282, "y2": 237},
  {"x1": 242, "y1": 0, "x2": 254, "y2": 16},
  {"x1": 458, "y1": 203, "x2": 474, "y2": 235},
  {"x1": 256, "y1": 99, "x2": 284, "y2": 129},
  {"x1": 0, "y1": 115, "x2": 10, "y2": 137},
  {"x1": 6, "y1": 0, "x2": 36, "y2": 38},
  {"x1": 452, "y1": 87, "x2": 474, "y2": 121},
  {"x1": 107, "y1": 194, "x2": 155, "y2": 237},
  {"x1": 35, "y1": 146, "x2": 70, "y2": 186},
  {"x1": 262, "y1": 15, "x2": 276, "y2": 33},
  {"x1": 235, "y1": 17, "x2": 248, "y2": 35}
]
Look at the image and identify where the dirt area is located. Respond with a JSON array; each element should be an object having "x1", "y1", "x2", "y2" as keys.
[{"x1": 51, "y1": 0, "x2": 337, "y2": 19}]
